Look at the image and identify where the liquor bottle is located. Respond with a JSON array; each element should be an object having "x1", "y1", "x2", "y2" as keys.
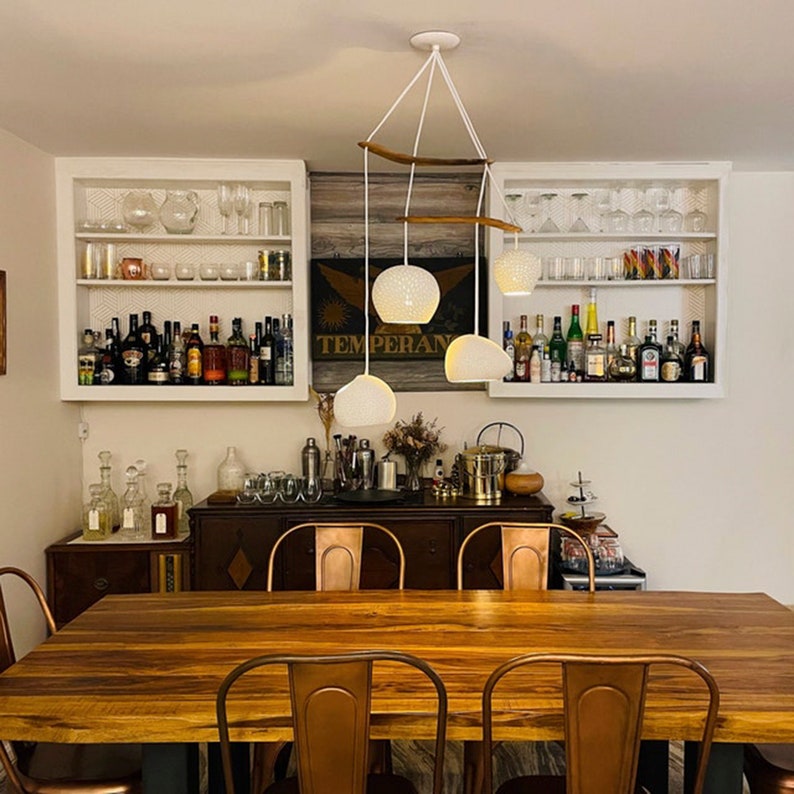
[
  {"x1": 97, "y1": 450, "x2": 120, "y2": 530},
  {"x1": 502, "y1": 321, "x2": 514, "y2": 382},
  {"x1": 685, "y1": 320, "x2": 711, "y2": 382},
  {"x1": 584, "y1": 289, "x2": 599, "y2": 337},
  {"x1": 135, "y1": 459, "x2": 152, "y2": 533},
  {"x1": 608, "y1": 344, "x2": 637, "y2": 381},
  {"x1": 151, "y1": 482, "x2": 178, "y2": 540},
  {"x1": 173, "y1": 449, "x2": 194, "y2": 535},
  {"x1": 605, "y1": 320, "x2": 618, "y2": 380},
  {"x1": 514, "y1": 314, "x2": 532, "y2": 381},
  {"x1": 203, "y1": 315, "x2": 227, "y2": 385},
  {"x1": 78, "y1": 329, "x2": 101, "y2": 385},
  {"x1": 669, "y1": 319, "x2": 687, "y2": 362},
  {"x1": 623, "y1": 315, "x2": 642, "y2": 377},
  {"x1": 548, "y1": 316, "x2": 567, "y2": 374},
  {"x1": 120, "y1": 465, "x2": 146, "y2": 540},
  {"x1": 529, "y1": 347, "x2": 542, "y2": 383},
  {"x1": 638, "y1": 320, "x2": 662, "y2": 382},
  {"x1": 147, "y1": 326, "x2": 170, "y2": 385},
  {"x1": 532, "y1": 314, "x2": 548, "y2": 357},
  {"x1": 185, "y1": 323, "x2": 204, "y2": 385},
  {"x1": 540, "y1": 350, "x2": 551, "y2": 383},
  {"x1": 100, "y1": 321, "x2": 121, "y2": 385},
  {"x1": 281, "y1": 314, "x2": 294, "y2": 386},
  {"x1": 584, "y1": 334, "x2": 607, "y2": 382},
  {"x1": 82, "y1": 483, "x2": 111, "y2": 541},
  {"x1": 661, "y1": 335, "x2": 684, "y2": 382},
  {"x1": 273, "y1": 317, "x2": 285, "y2": 385},
  {"x1": 168, "y1": 320, "x2": 186, "y2": 385},
  {"x1": 248, "y1": 333, "x2": 260, "y2": 384},
  {"x1": 559, "y1": 360, "x2": 569, "y2": 383},
  {"x1": 138, "y1": 310, "x2": 158, "y2": 367},
  {"x1": 121, "y1": 314, "x2": 146, "y2": 384},
  {"x1": 259, "y1": 316, "x2": 276, "y2": 385},
  {"x1": 566, "y1": 305, "x2": 584, "y2": 376},
  {"x1": 226, "y1": 317, "x2": 249, "y2": 385}
]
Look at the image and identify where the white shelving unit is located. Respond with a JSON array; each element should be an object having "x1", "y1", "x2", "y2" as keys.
[
  {"x1": 56, "y1": 158, "x2": 310, "y2": 402},
  {"x1": 486, "y1": 162, "x2": 730, "y2": 399}
]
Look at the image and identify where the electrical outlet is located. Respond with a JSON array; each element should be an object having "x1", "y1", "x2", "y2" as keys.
[{"x1": 78, "y1": 421, "x2": 89, "y2": 440}]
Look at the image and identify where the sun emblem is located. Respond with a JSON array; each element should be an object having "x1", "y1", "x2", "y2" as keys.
[{"x1": 318, "y1": 298, "x2": 350, "y2": 331}]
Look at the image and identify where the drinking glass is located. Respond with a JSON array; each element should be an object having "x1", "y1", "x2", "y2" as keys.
[
  {"x1": 586, "y1": 257, "x2": 607, "y2": 280},
  {"x1": 605, "y1": 188, "x2": 629, "y2": 233},
  {"x1": 684, "y1": 187, "x2": 708, "y2": 232},
  {"x1": 233, "y1": 184, "x2": 251, "y2": 235},
  {"x1": 659, "y1": 187, "x2": 683, "y2": 233},
  {"x1": 538, "y1": 193, "x2": 560, "y2": 233},
  {"x1": 593, "y1": 189, "x2": 613, "y2": 232},
  {"x1": 649, "y1": 187, "x2": 670, "y2": 232},
  {"x1": 565, "y1": 257, "x2": 585, "y2": 280},
  {"x1": 544, "y1": 256, "x2": 565, "y2": 281},
  {"x1": 631, "y1": 188, "x2": 655, "y2": 233},
  {"x1": 217, "y1": 183, "x2": 233, "y2": 235},
  {"x1": 300, "y1": 476, "x2": 323, "y2": 503},
  {"x1": 278, "y1": 474, "x2": 301, "y2": 503},
  {"x1": 568, "y1": 192, "x2": 590, "y2": 232}
]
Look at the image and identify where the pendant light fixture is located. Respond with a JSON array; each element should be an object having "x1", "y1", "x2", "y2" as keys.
[
  {"x1": 333, "y1": 150, "x2": 397, "y2": 428},
  {"x1": 493, "y1": 235, "x2": 542, "y2": 296}
]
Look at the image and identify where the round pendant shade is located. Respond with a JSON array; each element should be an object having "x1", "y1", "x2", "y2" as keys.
[
  {"x1": 444, "y1": 334, "x2": 514, "y2": 383},
  {"x1": 333, "y1": 373, "x2": 397, "y2": 427},
  {"x1": 494, "y1": 248, "x2": 542, "y2": 296},
  {"x1": 372, "y1": 264, "x2": 440, "y2": 324}
]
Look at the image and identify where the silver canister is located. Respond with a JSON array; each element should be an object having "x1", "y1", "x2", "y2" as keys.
[
  {"x1": 301, "y1": 437, "x2": 321, "y2": 479},
  {"x1": 378, "y1": 457, "x2": 397, "y2": 490},
  {"x1": 80, "y1": 242, "x2": 97, "y2": 279},
  {"x1": 101, "y1": 243, "x2": 117, "y2": 279},
  {"x1": 358, "y1": 439, "x2": 375, "y2": 489}
]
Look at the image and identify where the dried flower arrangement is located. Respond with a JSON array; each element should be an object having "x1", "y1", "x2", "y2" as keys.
[{"x1": 382, "y1": 412, "x2": 446, "y2": 465}]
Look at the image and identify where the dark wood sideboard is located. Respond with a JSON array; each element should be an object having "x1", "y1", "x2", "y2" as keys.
[{"x1": 46, "y1": 491, "x2": 554, "y2": 625}]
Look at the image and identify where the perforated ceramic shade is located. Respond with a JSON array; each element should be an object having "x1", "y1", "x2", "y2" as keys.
[
  {"x1": 372, "y1": 264, "x2": 440, "y2": 324},
  {"x1": 333, "y1": 373, "x2": 397, "y2": 427},
  {"x1": 444, "y1": 334, "x2": 514, "y2": 383},
  {"x1": 494, "y1": 249, "x2": 542, "y2": 296}
]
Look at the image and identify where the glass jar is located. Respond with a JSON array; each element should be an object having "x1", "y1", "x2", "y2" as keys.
[
  {"x1": 217, "y1": 446, "x2": 246, "y2": 493},
  {"x1": 159, "y1": 190, "x2": 199, "y2": 234},
  {"x1": 82, "y1": 483, "x2": 111, "y2": 541},
  {"x1": 272, "y1": 201, "x2": 290, "y2": 236}
]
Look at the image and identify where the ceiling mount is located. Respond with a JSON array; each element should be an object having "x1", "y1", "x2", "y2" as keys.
[{"x1": 409, "y1": 30, "x2": 461, "y2": 52}]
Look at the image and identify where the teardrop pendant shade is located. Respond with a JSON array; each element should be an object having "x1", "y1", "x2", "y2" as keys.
[
  {"x1": 333, "y1": 373, "x2": 397, "y2": 427},
  {"x1": 444, "y1": 334, "x2": 513, "y2": 383},
  {"x1": 494, "y1": 248, "x2": 542, "y2": 296},
  {"x1": 372, "y1": 264, "x2": 440, "y2": 324}
]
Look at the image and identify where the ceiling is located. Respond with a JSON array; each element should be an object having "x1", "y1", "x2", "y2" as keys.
[{"x1": 1, "y1": 0, "x2": 793, "y2": 172}]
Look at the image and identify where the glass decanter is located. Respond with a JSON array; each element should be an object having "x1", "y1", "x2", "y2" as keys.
[
  {"x1": 135, "y1": 459, "x2": 152, "y2": 532},
  {"x1": 217, "y1": 446, "x2": 246, "y2": 493},
  {"x1": 97, "y1": 450, "x2": 120, "y2": 530},
  {"x1": 158, "y1": 190, "x2": 199, "y2": 234},
  {"x1": 120, "y1": 465, "x2": 146, "y2": 541},
  {"x1": 151, "y1": 482, "x2": 178, "y2": 540},
  {"x1": 173, "y1": 449, "x2": 194, "y2": 536},
  {"x1": 82, "y1": 483, "x2": 111, "y2": 541}
]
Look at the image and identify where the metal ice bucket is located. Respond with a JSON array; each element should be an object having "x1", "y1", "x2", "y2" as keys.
[{"x1": 457, "y1": 447, "x2": 507, "y2": 501}]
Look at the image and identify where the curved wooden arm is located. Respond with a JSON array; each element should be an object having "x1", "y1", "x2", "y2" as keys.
[
  {"x1": 397, "y1": 215, "x2": 522, "y2": 234},
  {"x1": 358, "y1": 141, "x2": 491, "y2": 167}
]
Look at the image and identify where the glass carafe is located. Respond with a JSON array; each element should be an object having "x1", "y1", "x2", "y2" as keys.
[
  {"x1": 120, "y1": 466, "x2": 146, "y2": 540},
  {"x1": 97, "y1": 450, "x2": 120, "y2": 530},
  {"x1": 82, "y1": 483, "x2": 111, "y2": 541},
  {"x1": 159, "y1": 190, "x2": 199, "y2": 234},
  {"x1": 173, "y1": 449, "x2": 194, "y2": 536}
]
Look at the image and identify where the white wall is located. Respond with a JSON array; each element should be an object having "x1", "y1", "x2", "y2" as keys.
[
  {"x1": 0, "y1": 130, "x2": 81, "y2": 655},
  {"x1": 78, "y1": 172, "x2": 794, "y2": 605}
]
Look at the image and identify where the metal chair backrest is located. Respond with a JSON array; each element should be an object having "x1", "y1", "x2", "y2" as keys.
[
  {"x1": 217, "y1": 650, "x2": 447, "y2": 794},
  {"x1": 267, "y1": 522, "x2": 406, "y2": 591},
  {"x1": 456, "y1": 522, "x2": 596, "y2": 593},
  {"x1": 482, "y1": 653, "x2": 720, "y2": 794}
]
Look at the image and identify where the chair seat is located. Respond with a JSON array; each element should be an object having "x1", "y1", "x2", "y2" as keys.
[
  {"x1": 497, "y1": 775, "x2": 565, "y2": 794},
  {"x1": 265, "y1": 772, "x2": 418, "y2": 794},
  {"x1": 17, "y1": 742, "x2": 141, "y2": 792},
  {"x1": 745, "y1": 743, "x2": 794, "y2": 791}
]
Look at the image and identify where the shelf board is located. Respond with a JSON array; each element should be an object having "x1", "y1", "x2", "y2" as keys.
[
  {"x1": 512, "y1": 232, "x2": 717, "y2": 242},
  {"x1": 488, "y1": 381, "x2": 723, "y2": 399},
  {"x1": 75, "y1": 279, "x2": 292, "y2": 288},
  {"x1": 532, "y1": 278, "x2": 716, "y2": 288},
  {"x1": 61, "y1": 384, "x2": 308, "y2": 402},
  {"x1": 74, "y1": 233, "x2": 292, "y2": 245}
]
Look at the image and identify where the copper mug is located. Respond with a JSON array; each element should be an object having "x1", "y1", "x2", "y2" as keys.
[{"x1": 120, "y1": 257, "x2": 144, "y2": 280}]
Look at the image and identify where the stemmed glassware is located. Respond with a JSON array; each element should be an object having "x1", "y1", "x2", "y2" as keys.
[
  {"x1": 605, "y1": 188, "x2": 629, "y2": 233},
  {"x1": 217, "y1": 183, "x2": 233, "y2": 235},
  {"x1": 593, "y1": 189, "x2": 613, "y2": 232},
  {"x1": 631, "y1": 187, "x2": 655, "y2": 233},
  {"x1": 233, "y1": 184, "x2": 251, "y2": 235},
  {"x1": 538, "y1": 192, "x2": 560, "y2": 233},
  {"x1": 659, "y1": 187, "x2": 683, "y2": 233},
  {"x1": 684, "y1": 187, "x2": 708, "y2": 232},
  {"x1": 568, "y1": 192, "x2": 590, "y2": 232}
]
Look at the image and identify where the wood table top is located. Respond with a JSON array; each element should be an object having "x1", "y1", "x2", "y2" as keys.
[{"x1": 0, "y1": 589, "x2": 792, "y2": 745}]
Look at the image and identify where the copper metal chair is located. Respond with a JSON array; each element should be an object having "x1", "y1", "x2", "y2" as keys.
[
  {"x1": 267, "y1": 522, "x2": 406, "y2": 592},
  {"x1": 217, "y1": 650, "x2": 447, "y2": 794},
  {"x1": 456, "y1": 522, "x2": 596, "y2": 593},
  {"x1": 0, "y1": 566, "x2": 142, "y2": 794},
  {"x1": 744, "y1": 743, "x2": 794, "y2": 792},
  {"x1": 457, "y1": 523, "x2": 595, "y2": 794},
  {"x1": 482, "y1": 653, "x2": 720, "y2": 794}
]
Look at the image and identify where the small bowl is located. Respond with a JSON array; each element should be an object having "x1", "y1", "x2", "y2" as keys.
[
  {"x1": 150, "y1": 262, "x2": 171, "y2": 281},
  {"x1": 199, "y1": 263, "x2": 219, "y2": 281},
  {"x1": 220, "y1": 264, "x2": 239, "y2": 281},
  {"x1": 175, "y1": 262, "x2": 195, "y2": 281}
]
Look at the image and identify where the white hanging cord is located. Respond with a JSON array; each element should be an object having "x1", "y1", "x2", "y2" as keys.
[
  {"x1": 363, "y1": 147, "x2": 371, "y2": 375},
  {"x1": 472, "y1": 169, "x2": 488, "y2": 336},
  {"x1": 435, "y1": 55, "x2": 487, "y2": 158}
]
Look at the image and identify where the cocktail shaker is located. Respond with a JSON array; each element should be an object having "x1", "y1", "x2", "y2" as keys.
[
  {"x1": 358, "y1": 439, "x2": 375, "y2": 489},
  {"x1": 378, "y1": 456, "x2": 397, "y2": 490},
  {"x1": 301, "y1": 437, "x2": 321, "y2": 479}
]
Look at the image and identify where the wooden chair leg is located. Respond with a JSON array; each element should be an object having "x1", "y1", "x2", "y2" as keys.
[
  {"x1": 368, "y1": 739, "x2": 393, "y2": 775},
  {"x1": 463, "y1": 739, "x2": 486, "y2": 794},
  {"x1": 251, "y1": 741, "x2": 287, "y2": 794}
]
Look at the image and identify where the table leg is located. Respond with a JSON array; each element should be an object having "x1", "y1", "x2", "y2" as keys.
[
  {"x1": 208, "y1": 742, "x2": 251, "y2": 794},
  {"x1": 637, "y1": 740, "x2": 669, "y2": 792},
  {"x1": 684, "y1": 741, "x2": 744, "y2": 794},
  {"x1": 143, "y1": 743, "x2": 200, "y2": 794}
]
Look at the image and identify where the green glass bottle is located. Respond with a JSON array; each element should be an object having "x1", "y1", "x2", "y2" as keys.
[
  {"x1": 566, "y1": 305, "x2": 584, "y2": 375},
  {"x1": 548, "y1": 316, "x2": 567, "y2": 374}
]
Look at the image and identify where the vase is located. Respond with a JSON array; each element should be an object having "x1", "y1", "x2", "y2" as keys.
[
  {"x1": 159, "y1": 190, "x2": 199, "y2": 234},
  {"x1": 402, "y1": 454, "x2": 425, "y2": 491}
]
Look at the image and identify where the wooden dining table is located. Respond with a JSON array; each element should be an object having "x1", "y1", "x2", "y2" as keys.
[{"x1": 0, "y1": 589, "x2": 792, "y2": 793}]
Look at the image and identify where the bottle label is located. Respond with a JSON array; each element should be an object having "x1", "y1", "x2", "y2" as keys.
[
  {"x1": 88, "y1": 509, "x2": 100, "y2": 531},
  {"x1": 100, "y1": 366, "x2": 115, "y2": 384},
  {"x1": 586, "y1": 354, "x2": 605, "y2": 378},
  {"x1": 661, "y1": 360, "x2": 681, "y2": 382},
  {"x1": 122, "y1": 507, "x2": 136, "y2": 530},
  {"x1": 566, "y1": 340, "x2": 584, "y2": 370},
  {"x1": 260, "y1": 348, "x2": 272, "y2": 362},
  {"x1": 187, "y1": 349, "x2": 202, "y2": 378},
  {"x1": 148, "y1": 370, "x2": 169, "y2": 383},
  {"x1": 690, "y1": 355, "x2": 707, "y2": 381},
  {"x1": 155, "y1": 512, "x2": 167, "y2": 534},
  {"x1": 123, "y1": 350, "x2": 143, "y2": 368},
  {"x1": 640, "y1": 350, "x2": 660, "y2": 380}
]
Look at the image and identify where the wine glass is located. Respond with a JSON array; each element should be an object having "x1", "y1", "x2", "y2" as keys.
[
  {"x1": 605, "y1": 188, "x2": 629, "y2": 233},
  {"x1": 538, "y1": 193, "x2": 560, "y2": 233},
  {"x1": 593, "y1": 189, "x2": 613, "y2": 232},
  {"x1": 684, "y1": 187, "x2": 708, "y2": 232},
  {"x1": 217, "y1": 183, "x2": 233, "y2": 235},
  {"x1": 233, "y1": 184, "x2": 250, "y2": 235},
  {"x1": 659, "y1": 187, "x2": 683, "y2": 233},
  {"x1": 631, "y1": 187, "x2": 655, "y2": 233},
  {"x1": 568, "y1": 192, "x2": 590, "y2": 232},
  {"x1": 649, "y1": 187, "x2": 670, "y2": 232}
]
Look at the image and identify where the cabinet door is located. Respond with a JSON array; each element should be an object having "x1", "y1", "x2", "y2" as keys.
[{"x1": 193, "y1": 515, "x2": 283, "y2": 591}]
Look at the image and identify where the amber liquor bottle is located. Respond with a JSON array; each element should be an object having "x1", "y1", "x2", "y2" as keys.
[
  {"x1": 513, "y1": 314, "x2": 532, "y2": 382},
  {"x1": 685, "y1": 320, "x2": 711, "y2": 382},
  {"x1": 185, "y1": 323, "x2": 204, "y2": 385},
  {"x1": 202, "y1": 315, "x2": 227, "y2": 385},
  {"x1": 226, "y1": 317, "x2": 249, "y2": 385},
  {"x1": 259, "y1": 316, "x2": 276, "y2": 385}
]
